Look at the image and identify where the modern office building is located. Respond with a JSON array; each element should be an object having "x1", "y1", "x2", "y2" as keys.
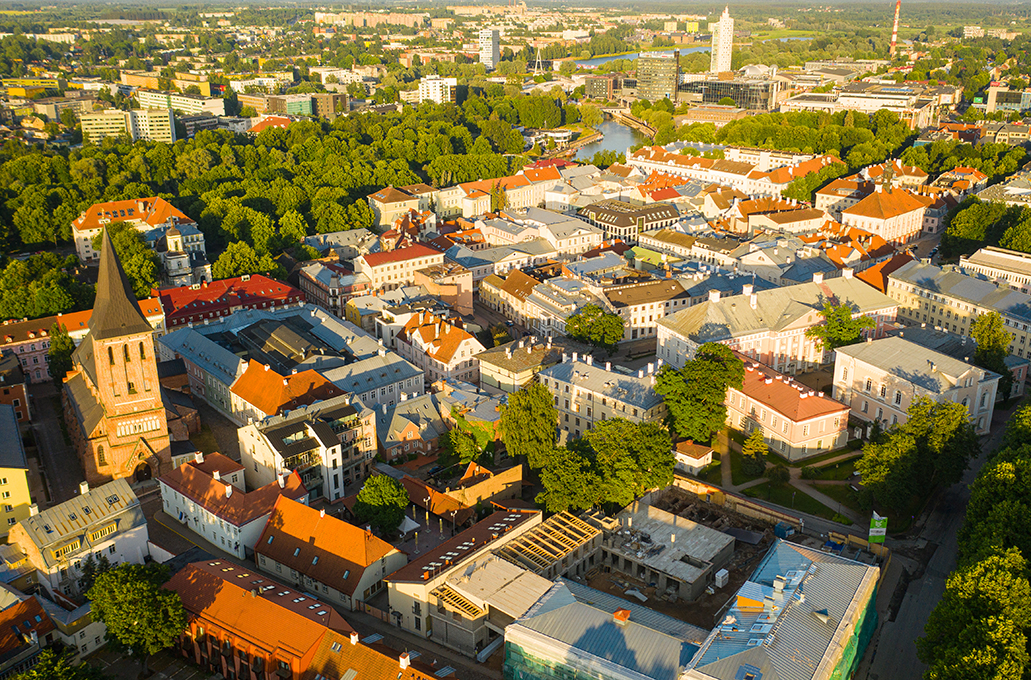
[
  {"x1": 80, "y1": 108, "x2": 175, "y2": 143},
  {"x1": 677, "y1": 78, "x2": 780, "y2": 110},
  {"x1": 134, "y1": 89, "x2": 225, "y2": 116},
  {"x1": 636, "y1": 52, "x2": 680, "y2": 102},
  {"x1": 709, "y1": 6, "x2": 734, "y2": 73},
  {"x1": 479, "y1": 29, "x2": 500, "y2": 70}
]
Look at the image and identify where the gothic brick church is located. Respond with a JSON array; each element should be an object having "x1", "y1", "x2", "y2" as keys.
[{"x1": 63, "y1": 229, "x2": 172, "y2": 486}]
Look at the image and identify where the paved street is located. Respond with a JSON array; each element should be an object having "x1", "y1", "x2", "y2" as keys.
[
  {"x1": 860, "y1": 398, "x2": 1016, "y2": 679},
  {"x1": 28, "y1": 381, "x2": 84, "y2": 505}
]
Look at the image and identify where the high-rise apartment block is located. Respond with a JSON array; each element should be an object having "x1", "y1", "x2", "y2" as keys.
[
  {"x1": 710, "y1": 6, "x2": 734, "y2": 73},
  {"x1": 418, "y1": 75, "x2": 458, "y2": 104},
  {"x1": 479, "y1": 29, "x2": 500, "y2": 70},
  {"x1": 636, "y1": 52, "x2": 680, "y2": 102}
]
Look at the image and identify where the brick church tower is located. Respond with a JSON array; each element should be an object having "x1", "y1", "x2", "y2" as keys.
[{"x1": 63, "y1": 229, "x2": 171, "y2": 486}]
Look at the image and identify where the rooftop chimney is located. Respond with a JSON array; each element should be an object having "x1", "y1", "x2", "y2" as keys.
[
  {"x1": 399, "y1": 653, "x2": 410, "y2": 670},
  {"x1": 225, "y1": 484, "x2": 233, "y2": 498},
  {"x1": 709, "y1": 289, "x2": 721, "y2": 303},
  {"x1": 842, "y1": 267, "x2": 854, "y2": 279},
  {"x1": 28, "y1": 504, "x2": 38, "y2": 517},
  {"x1": 194, "y1": 451, "x2": 204, "y2": 465},
  {"x1": 812, "y1": 272, "x2": 824, "y2": 284},
  {"x1": 320, "y1": 508, "x2": 326, "y2": 518},
  {"x1": 79, "y1": 481, "x2": 89, "y2": 495},
  {"x1": 613, "y1": 609, "x2": 631, "y2": 626},
  {"x1": 750, "y1": 293, "x2": 758, "y2": 310},
  {"x1": 278, "y1": 473, "x2": 286, "y2": 488},
  {"x1": 742, "y1": 283, "x2": 753, "y2": 296},
  {"x1": 213, "y1": 470, "x2": 221, "y2": 481},
  {"x1": 350, "y1": 631, "x2": 359, "y2": 645}
]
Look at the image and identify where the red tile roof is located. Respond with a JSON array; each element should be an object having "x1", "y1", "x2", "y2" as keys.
[
  {"x1": 856, "y1": 253, "x2": 916, "y2": 293},
  {"x1": 72, "y1": 197, "x2": 192, "y2": 233},
  {"x1": 399, "y1": 475, "x2": 474, "y2": 526},
  {"x1": 159, "y1": 462, "x2": 306, "y2": 526},
  {"x1": 398, "y1": 310, "x2": 479, "y2": 365},
  {"x1": 58, "y1": 297, "x2": 163, "y2": 334},
  {"x1": 0, "y1": 598, "x2": 55, "y2": 657},
  {"x1": 358, "y1": 244, "x2": 442, "y2": 268},
  {"x1": 188, "y1": 451, "x2": 245, "y2": 477},
  {"x1": 733, "y1": 357, "x2": 849, "y2": 422},
  {"x1": 230, "y1": 360, "x2": 344, "y2": 417},
  {"x1": 368, "y1": 186, "x2": 419, "y2": 205},
  {"x1": 256, "y1": 497, "x2": 401, "y2": 596},
  {"x1": 842, "y1": 188, "x2": 926, "y2": 221},
  {"x1": 248, "y1": 116, "x2": 291, "y2": 133},
  {"x1": 165, "y1": 561, "x2": 353, "y2": 657},
  {"x1": 155, "y1": 275, "x2": 304, "y2": 327}
]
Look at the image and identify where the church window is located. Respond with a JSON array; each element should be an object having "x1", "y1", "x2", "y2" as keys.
[
  {"x1": 97, "y1": 446, "x2": 106, "y2": 466},
  {"x1": 139, "y1": 342, "x2": 145, "y2": 360},
  {"x1": 108, "y1": 347, "x2": 114, "y2": 365},
  {"x1": 123, "y1": 345, "x2": 130, "y2": 362},
  {"x1": 127, "y1": 382, "x2": 137, "y2": 394}
]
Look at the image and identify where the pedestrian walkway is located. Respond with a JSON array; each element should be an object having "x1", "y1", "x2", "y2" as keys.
[{"x1": 790, "y1": 480, "x2": 861, "y2": 526}]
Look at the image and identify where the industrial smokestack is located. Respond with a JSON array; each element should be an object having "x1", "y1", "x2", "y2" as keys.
[{"x1": 890, "y1": 0, "x2": 901, "y2": 57}]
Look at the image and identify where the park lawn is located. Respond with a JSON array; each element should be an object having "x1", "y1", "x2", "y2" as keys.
[
  {"x1": 814, "y1": 457, "x2": 860, "y2": 481},
  {"x1": 190, "y1": 424, "x2": 220, "y2": 455},
  {"x1": 696, "y1": 460, "x2": 723, "y2": 486},
  {"x1": 815, "y1": 482, "x2": 928, "y2": 535},
  {"x1": 742, "y1": 483, "x2": 838, "y2": 520},
  {"x1": 768, "y1": 444, "x2": 860, "y2": 469},
  {"x1": 729, "y1": 450, "x2": 765, "y2": 486}
]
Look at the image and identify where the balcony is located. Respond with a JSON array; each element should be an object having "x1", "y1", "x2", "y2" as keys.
[{"x1": 282, "y1": 449, "x2": 322, "y2": 471}]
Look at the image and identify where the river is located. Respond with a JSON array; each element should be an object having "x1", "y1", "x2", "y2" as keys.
[{"x1": 574, "y1": 119, "x2": 649, "y2": 161}]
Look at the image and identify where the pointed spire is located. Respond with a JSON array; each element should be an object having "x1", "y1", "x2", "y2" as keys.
[{"x1": 88, "y1": 228, "x2": 152, "y2": 341}]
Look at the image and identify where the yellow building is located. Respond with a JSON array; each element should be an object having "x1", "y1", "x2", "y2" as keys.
[
  {"x1": 3, "y1": 78, "x2": 65, "y2": 89},
  {"x1": 0, "y1": 405, "x2": 32, "y2": 537},
  {"x1": 6, "y1": 87, "x2": 45, "y2": 98}
]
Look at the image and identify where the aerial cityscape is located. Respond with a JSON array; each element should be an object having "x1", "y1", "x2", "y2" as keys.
[{"x1": 0, "y1": 1, "x2": 1026, "y2": 679}]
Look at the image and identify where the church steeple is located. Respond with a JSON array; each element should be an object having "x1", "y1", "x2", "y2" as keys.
[{"x1": 89, "y1": 228, "x2": 151, "y2": 341}]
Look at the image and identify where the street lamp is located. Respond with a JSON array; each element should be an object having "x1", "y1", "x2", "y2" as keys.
[{"x1": 791, "y1": 492, "x2": 796, "y2": 509}]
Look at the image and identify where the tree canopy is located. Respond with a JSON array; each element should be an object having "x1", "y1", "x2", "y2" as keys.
[
  {"x1": 12, "y1": 648, "x2": 105, "y2": 680},
  {"x1": 500, "y1": 382, "x2": 557, "y2": 469},
  {"x1": 655, "y1": 342, "x2": 744, "y2": 443},
  {"x1": 565, "y1": 304, "x2": 625, "y2": 349},
  {"x1": 353, "y1": 475, "x2": 410, "y2": 535},
  {"x1": 805, "y1": 302, "x2": 875, "y2": 352},
  {"x1": 87, "y1": 563, "x2": 186, "y2": 675}
]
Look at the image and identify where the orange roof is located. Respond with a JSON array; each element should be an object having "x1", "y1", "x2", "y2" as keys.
[
  {"x1": 498, "y1": 269, "x2": 541, "y2": 302},
  {"x1": 458, "y1": 461, "x2": 493, "y2": 485},
  {"x1": 842, "y1": 188, "x2": 926, "y2": 221},
  {"x1": 865, "y1": 159, "x2": 928, "y2": 180},
  {"x1": 399, "y1": 475, "x2": 474, "y2": 525},
  {"x1": 304, "y1": 632, "x2": 438, "y2": 680},
  {"x1": 248, "y1": 116, "x2": 291, "y2": 133},
  {"x1": 368, "y1": 186, "x2": 418, "y2": 205},
  {"x1": 459, "y1": 174, "x2": 531, "y2": 196},
  {"x1": 59, "y1": 296, "x2": 163, "y2": 334},
  {"x1": 521, "y1": 166, "x2": 562, "y2": 183},
  {"x1": 856, "y1": 253, "x2": 915, "y2": 293},
  {"x1": 72, "y1": 197, "x2": 191, "y2": 233},
  {"x1": 165, "y1": 561, "x2": 353, "y2": 658},
  {"x1": 159, "y1": 463, "x2": 306, "y2": 526},
  {"x1": 734, "y1": 358, "x2": 849, "y2": 422},
  {"x1": 230, "y1": 359, "x2": 344, "y2": 417},
  {"x1": 0, "y1": 598, "x2": 54, "y2": 657},
  {"x1": 256, "y1": 496, "x2": 400, "y2": 597},
  {"x1": 187, "y1": 451, "x2": 244, "y2": 478},
  {"x1": 398, "y1": 310, "x2": 477, "y2": 365},
  {"x1": 675, "y1": 441, "x2": 714, "y2": 460},
  {"x1": 359, "y1": 243, "x2": 441, "y2": 268},
  {"x1": 735, "y1": 196, "x2": 795, "y2": 218}
]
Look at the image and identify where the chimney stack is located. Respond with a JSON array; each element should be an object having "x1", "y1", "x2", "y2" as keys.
[
  {"x1": 709, "y1": 289, "x2": 721, "y2": 303},
  {"x1": 213, "y1": 470, "x2": 221, "y2": 481},
  {"x1": 320, "y1": 508, "x2": 326, "y2": 518},
  {"x1": 350, "y1": 631, "x2": 359, "y2": 645},
  {"x1": 842, "y1": 267, "x2": 854, "y2": 279},
  {"x1": 79, "y1": 482, "x2": 89, "y2": 495},
  {"x1": 225, "y1": 484, "x2": 233, "y2": 498},
  {"x1": 750, "y1": 293, "x2": 758, "y2": 310},
  {"x1": 399, "y1": 653, "x2": 410, "y2": 670},
  {"x1": 742, "y1": 283, "x2": 753, "y2": 296},
  {"x1": 278, "y1": 473, "x2": 286, "y2": 488},
  {"x1": 812, "y1": 272, "x2": 824, "y2": 284}
]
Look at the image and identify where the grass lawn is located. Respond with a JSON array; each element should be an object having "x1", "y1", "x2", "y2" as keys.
[
  {"x1": 813, "y1": 457, "x2": 860, "y2": 481},
  {"x1": 768, "y1": 444, "x2": 861, "y2": 469},
  {"x1": 696, "y1": 460, "x2": 723, "y2": 486},
  {"x1": 729, "y1": 450, "x2": 765, "y2": 486},
  {"x1": 815, "y1": 482, "x2": 929, "y2": 535},
  {"x1": 742, "y1": 483, "x2": 839, "y2": 521},
  {"x1": 190, "y1": 425, "x2": 220, "y2": 455}
]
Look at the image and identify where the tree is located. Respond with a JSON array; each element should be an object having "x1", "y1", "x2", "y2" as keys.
[
  {"x1": 717, "y1": 96, "x2": 737, "y2": 106},
  {"x1": 655, "y1": 342, "x2": 744, "y2": 443},
  {"x1": 500, "y1": 382, "x2": 557, "y2": 469},
  {"x1": 565, "y1": 304, "x2": 625, "y2": 349},
  {"x1": 91, "y1": 224, "x2": 160, "y2": 298},
  {"x1": 579, "y1": 104, "x2": 603, "y2": 127},
  {"x1": 918, "y1": 549, "x2": 1031, "y2": 680},
  {"x1": 971, "y1": 311, "x2": 1015, "y2": 399},
  {"x1": 583, "y1": 419, "x2": 673, "y2": 505},
  {"x1": 12, "y1": 648, "x2": 105, "y2": 680},
  {"x1": 87, "y1": 563, "x2": 186, "y2": 677},
  {"x1": 77, "y1": 552, "x2": 111, "y2": 594},
  {"x1": 489, "y1": 181, "x2": 508, "y2": 212},
  {"x1": 211, "y1": 242, "x2": 284, "y2": 280},
  {"x1": 353, "y1": 475, "x2": 410, "y2": 535},
  {"x1": 47, "y1": 322, "x2": 74, "y2": 383},
  {"x1": 536, "y1": 445, "x2": 600, "y2": 512},
  {"x1": 805, "y1": 302, "x2": 875, "y2": 353},
  {"x1": 278, "y1": 210, "x2": 309, "y2": 246},
  {"x1": 741, "y1": 428, "x2": 768, "y2": 477},
  {"x1": 1001, "y1": 403, "x2": 1031, "y2": 450}
]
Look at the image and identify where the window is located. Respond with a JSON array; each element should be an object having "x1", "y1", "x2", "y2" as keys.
[
  {"x1": 108, "y1": 545, "x2": 115, "y2": 554},
  {"x1": 865, "y1": 379, "x2": 872, "y2": 392},
  {"x1": 802, "y1": 424, "x2": 809, "y2": 437},
  {"x1": 841, "y1": 367, "x2": 848, "y2": 382},
  {"x1": 894, "y1": 391, "x2": 902, "y2": 405},
  {"x1": 108, "y1": 347, "x2": 114, "y2": 365},
  {"x1": 879, "y1": 385, "x2": 886, "y2": 398},
  {"x1": 6, "y1": 518, "x2": 13, "y2": 526}
]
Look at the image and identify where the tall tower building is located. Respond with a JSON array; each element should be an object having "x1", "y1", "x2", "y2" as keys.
[
  {"x1": 63, "y1": 229, "x2": 171, "y2": 486},
  {"x1": 710, "y1": 7, "x2": 734, "y2": 73},
  {"x1": 479, "y1": 29, "x2": 500, "y2": 70}
]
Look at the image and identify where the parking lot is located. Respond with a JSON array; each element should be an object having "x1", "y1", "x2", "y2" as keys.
[{"x1": 89, "y1": 648, "x2": 207, "y2": 680}]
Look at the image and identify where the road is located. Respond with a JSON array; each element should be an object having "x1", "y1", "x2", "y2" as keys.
[
  {"x1": 29, "y1": 381, "x2": 84, "y2": 505},
  {"x1": 861, "y1": 400, "x2": 1013, "y2": 679}
]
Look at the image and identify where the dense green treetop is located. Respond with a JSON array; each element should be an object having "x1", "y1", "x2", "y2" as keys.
[
  {"x1": 655, "y1": 342, "x2": 744, "y2": 444},
  {"x1": 353, "y1": 475, "x2": 410, "y2": 535}
]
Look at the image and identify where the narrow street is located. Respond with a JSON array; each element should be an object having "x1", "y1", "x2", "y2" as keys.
[{"x1": 28, "y1": 381, "x2": 84, "y2": 505}]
